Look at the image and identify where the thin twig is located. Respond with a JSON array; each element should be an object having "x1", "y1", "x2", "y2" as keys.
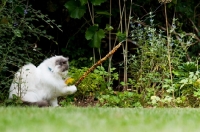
[
  {"x1": 164, "y1": 3, "x2": 174, "y2": 98},
  {"x1": 66, "y1": 21, "x2": 88, "y2": 48},
  {"x1": 75, "y1": 42, "x2": 123, "y2": 86},
  {"x1": 87, "y1": 2, "x2": 94, "y2": 24},
  {"x1": 107, "y1": 0, "x2": 112, "y2": 83},
  {"x1": 123, "y1": 0, "x2": 128, "y2": 90},
  {"x1": 188, "y1": 18, "x2": 200, "y2": 34}
]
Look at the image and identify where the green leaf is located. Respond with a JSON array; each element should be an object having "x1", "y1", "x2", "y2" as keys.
[
  {"x1": 105, "y1": 24, "x2": 113, "y2": 31},
  {"x1": 85, "y1": 25, "x2": 98, "y2": 40},
  {"x1": 14, "y1": 6, "x2": 24, "y2": 15},
  {"x1": 92, "y1": 29, "x2": 105, "y2": 48},
  {"x1": 13, "y1": 29, "x2": 22, "y2": 37},
  {"x1": 116, "y1": 31, "x2": 126, "y2": 41},
  {"x1": 85, "y1": 25, "x2": 105, "y2": 48},
  {"x1": 89, "y1": 0, "x2": 107, "y2": 5},
  {"x1": 127, "y1": 92, "x2": 133, "y2": 98},
  {"x1": 70, "y1": 7, "x2": 86, "y2": 19},
  {"x1": 42, "y1": 30, "x2": 46, "y2": 34},
  {"x1": 96, "y1": 29, "x2": 105, "y2": 39},
  {"x1": 64, "y1": 1, "x2": 78, "y2": 12},
  {"x1": 64, "y1": 1, "x2": 86, "y2": 19},
  {"x1": 80, "y1": 0, "x2": 88, "y2": 5}
]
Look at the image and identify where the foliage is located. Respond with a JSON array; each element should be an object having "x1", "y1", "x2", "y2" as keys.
[
  {"x1": 64, "y1": 0, "x2": 107, "y2": 19},
  {"x1": 85, "y1": 24, "x2": 105, "y2": 48},
  {"x1": 0, "y1": 0, "x2": 60, "y2": 101},
  {"x1": 59, "y1": 95, "x2": 76, "y2": 107},
  {"x1": 98, "y1": 89, "x2": 142, "y2": 108},
  {"x1": 64, "y1": 0, "x2": 109, "y2": 49},
  {"x1": 172, "y1": 62, "x2": 200, "y2": 107},
  {"x1": 3, "y1": 94, "x2": 23, "y2": 106},
  {"x1": 124, "y1": 14, "x2": 197, "y2": 107},
  {"x1": 64, "y1": 0, "x2": 86, "y2": 19},
  {"x1": 67, "y1": 66, "x2": 118, "y2": 98}
]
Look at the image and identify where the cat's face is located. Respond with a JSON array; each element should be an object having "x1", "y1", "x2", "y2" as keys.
[
  {"x1": 55, "y1": 57, "x2": 69, "y2": 72},
  {"x1": 49, "y1": 56, "x2": 69, "y2": 74}
]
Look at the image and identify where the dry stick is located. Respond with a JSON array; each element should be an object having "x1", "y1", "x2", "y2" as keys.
[
  {"x1": 164, "y1": 3, "x2": 174, "y2": 99},
  {"x1": 75, "y1": 42, "x2": 123, "y2": 86}
]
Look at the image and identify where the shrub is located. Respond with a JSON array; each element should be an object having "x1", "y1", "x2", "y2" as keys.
[
  {"x1": 98, "y1": 90, "x2": 142, "y2": 108},
  {"x1": 125, "y1": 15, "x2": 196, "y2": 107},
  {"x1": 67, "y1": 66, "x2": 118, "y2": 98},
  {"x1": 58, "y1": 66, "x2": 118, "y2": 106}
]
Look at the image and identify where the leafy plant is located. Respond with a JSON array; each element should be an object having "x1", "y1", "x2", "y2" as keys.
[
  {"x1": 85, "y1": 24, "x2": 105, "y2": 48},
  {"x1": 4, "y1": 94, "x2": 23, "y2": 107},
  {"x1": 64, "y1": 0, "x2": 86, "y2": 19},
  {"x1": 59, "y1": 95, "x2": 76, "y2": 107},
  {"x1": 64, "y1": 0, "x2": 108, "y2": 49},
  {"x1": 98, "y1": 89, "x2": 142, "y2": 108},
  {"x1": 66, "y1": 66, "x2": 118, "y2": 99},
  {"x1": 172, "y1": 62, "x2": 200, "y2": 107},
  {"x1": 64, "y1": 0, "x2": 107, "y2": 19},
  {"x1": 125, "y1": 13, "x2": 196, "y2": 107}
]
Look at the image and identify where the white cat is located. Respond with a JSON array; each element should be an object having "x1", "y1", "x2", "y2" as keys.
[{"x1": 9, "y1": 56, "x2": 77, "y2": 107}]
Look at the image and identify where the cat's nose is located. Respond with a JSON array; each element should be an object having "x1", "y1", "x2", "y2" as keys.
[{"x1": 63, "y1": 65, "x2": 69, "y2": 72}]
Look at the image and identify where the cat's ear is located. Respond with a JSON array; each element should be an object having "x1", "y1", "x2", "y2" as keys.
[{"x1": 65, "y1": 57, "x2": 69, "y2": 60}]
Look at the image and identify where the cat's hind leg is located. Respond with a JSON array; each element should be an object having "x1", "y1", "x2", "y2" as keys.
[{"x1": 21, "y1": 93, "x2": 49, "y2": 107}]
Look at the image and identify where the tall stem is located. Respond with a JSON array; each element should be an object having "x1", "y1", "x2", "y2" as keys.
[
  {"x1": 87, "y1": 2, "x2": 96, "y2": 64},
  {"x1": 123, "y1": 0, "x2": 128, "y2": 90},
  {"x1": 108, "y1": 0, "x2": 112, "y2": 84},
  {"x1": 164, "y1": 3, "x2": 174, "y2": 98},
  {"x1": 123, "y1": 0, "x2": 132, "y2": 90}
]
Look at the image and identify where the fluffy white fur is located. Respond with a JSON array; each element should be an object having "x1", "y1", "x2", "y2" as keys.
[{"x1": 9, "y1": 56, "x2": 77, "y2": 107}]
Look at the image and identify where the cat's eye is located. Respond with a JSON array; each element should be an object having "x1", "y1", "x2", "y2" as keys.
[{"x1": 62, "y1": 61, "x2": 66, "y2": 64}]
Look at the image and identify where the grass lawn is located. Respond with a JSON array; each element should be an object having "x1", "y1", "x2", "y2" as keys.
[{"x1": 0, "y1": 106, "x2": 200, "y2": 132}]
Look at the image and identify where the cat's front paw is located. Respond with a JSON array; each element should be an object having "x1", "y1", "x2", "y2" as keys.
[{"x1": 65, "y1": 85, "x2": 77, "y2": 94}]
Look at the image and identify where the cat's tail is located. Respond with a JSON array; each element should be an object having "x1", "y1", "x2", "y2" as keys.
[{"x1": 22, "y1": 100, "x2": 49, "y2": 107}]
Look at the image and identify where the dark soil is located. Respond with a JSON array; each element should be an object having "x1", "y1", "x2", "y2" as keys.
[{"x1": 74, "y1": 96, "x2": 99, "y2": 107}]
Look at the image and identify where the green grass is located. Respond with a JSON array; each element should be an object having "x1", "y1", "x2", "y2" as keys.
[{"x1": 1, "y1": 106, "x2": 200, "y2": 132}]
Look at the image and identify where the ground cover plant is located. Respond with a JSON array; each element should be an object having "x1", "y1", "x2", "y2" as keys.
[{"x1": 1, "y1": 106, "x2": 200, "y2": 132}]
